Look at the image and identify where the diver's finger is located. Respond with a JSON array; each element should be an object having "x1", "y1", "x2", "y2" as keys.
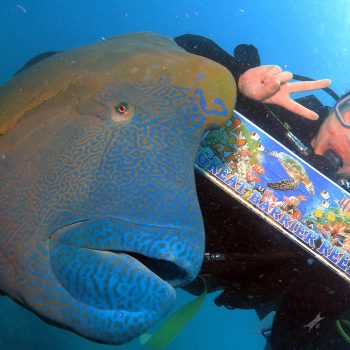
[
  {"x1": 287, "y1": 79, "x2": 331, "y2": 93},
  {"x1": 264, "y1": 71, "x2": 293, "y2": 85},
  {"x1": 251, "y1": 79, "x2": 280, "y2": 101},
  {"x1": 281, "y1": 98, "x2": 319, "y2": 120},
  {"x1": 261, "y1": 65, "x2": 283, "y2": 80}
]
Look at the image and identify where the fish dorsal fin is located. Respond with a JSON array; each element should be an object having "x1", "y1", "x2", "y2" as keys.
[{"x1": 14, "y1": 51, "x2": 59, "y2": 76}]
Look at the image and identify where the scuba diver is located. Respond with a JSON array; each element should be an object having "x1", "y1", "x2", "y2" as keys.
[{"x1": 175, "y1": 34, "x2": 350, "y2": 349}]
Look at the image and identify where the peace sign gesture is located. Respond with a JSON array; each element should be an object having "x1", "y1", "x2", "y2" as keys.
[{"x1": 238, "y1": 65, "x2": 331, "y2": 120}]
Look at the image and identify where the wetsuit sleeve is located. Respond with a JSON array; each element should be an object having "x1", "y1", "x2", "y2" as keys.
[{"x1": 174, "y1": 34, "x2": 260, "y2": 83}]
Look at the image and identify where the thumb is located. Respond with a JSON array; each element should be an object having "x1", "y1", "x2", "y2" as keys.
[
  {"x1": 242, "y1": 79, "x2": 281, "y2": 102},
  {"x1": 261, "y1": 78, "x2": 281, "y2": 99}
]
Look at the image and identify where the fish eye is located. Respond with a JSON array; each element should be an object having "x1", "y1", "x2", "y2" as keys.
[
  {"x1": 115, "y1": 102, "x2": 129, "y2": 115},
  {"x1": 111, "y1": 102, "x2": 135, "y2": 123}
]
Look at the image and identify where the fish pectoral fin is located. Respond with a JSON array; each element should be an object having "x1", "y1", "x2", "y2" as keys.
[
  {"x1": 140, "y1": 333, "x2": 152, "y2": 345},
  {"x1": 267, "y1": 179, "x2": 298, "y2": 191},
  {"x1": 141, "y1": 285, "x2": 206, "y2": 350}
]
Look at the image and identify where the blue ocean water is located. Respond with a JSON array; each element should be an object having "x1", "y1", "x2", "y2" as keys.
[{"x1": 1, "y1": 1, "x2": 350, "y2": 349}]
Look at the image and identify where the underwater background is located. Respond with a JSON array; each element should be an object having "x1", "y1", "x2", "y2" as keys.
[{"x1": 1, "y1": 1, "x2": 350, "y2": 349}]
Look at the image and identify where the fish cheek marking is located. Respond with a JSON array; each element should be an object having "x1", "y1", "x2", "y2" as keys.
[{"x1": 76, "y1": 99, "x2": 110, "y2": 120}]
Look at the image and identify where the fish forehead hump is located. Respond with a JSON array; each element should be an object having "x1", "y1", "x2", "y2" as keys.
[{"x1": 0, "y1": 32, "x2": 235, "y2": 136}]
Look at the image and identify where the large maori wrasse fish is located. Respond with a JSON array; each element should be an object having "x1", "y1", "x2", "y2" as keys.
[{"x1": 0, "y1": 33, "x2": 236, "y2": 344}]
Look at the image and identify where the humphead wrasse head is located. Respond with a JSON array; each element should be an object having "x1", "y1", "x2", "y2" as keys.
[{"x1": 0, "y1": 32, "x2": 236, "y2": 344}]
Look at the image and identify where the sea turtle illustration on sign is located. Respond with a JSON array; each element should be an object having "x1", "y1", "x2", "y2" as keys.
[{"x1": 267, "y1": 151, "x2": 315, "y2": 195}]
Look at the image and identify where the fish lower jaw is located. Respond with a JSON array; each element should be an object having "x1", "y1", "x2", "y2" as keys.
[
  {"x1": 48, "y1": 238, "x2": 178, "y2": 343},
  {"x1": 49, "y1": 239, "x2": 178, "y2": 310},
  {"x1": 48, "y1": 217, "x2": 200, "y2": 288}
]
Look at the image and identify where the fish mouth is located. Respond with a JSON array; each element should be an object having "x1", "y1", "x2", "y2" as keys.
[
  {"x1": 49, "y1": 240, "x2": 179, "y2": 313},
  {"x1": 48, "y1": 237, "x2": 180, "y2": 344},
  {"x1": 48, "y1": 217, "x2": 198, "y2": 314}
]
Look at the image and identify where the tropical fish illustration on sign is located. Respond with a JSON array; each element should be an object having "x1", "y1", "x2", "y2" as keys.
[{"x1": 0, "y1": 32, "x2": 235, "y2": 344}]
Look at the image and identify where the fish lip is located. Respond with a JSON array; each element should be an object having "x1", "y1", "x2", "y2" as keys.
[
  {"x1": 49, "y1": 216, "x2": 196, "y2": 287},
  {"x1": 48, "y1": 238, "x2": 177, "y2": 345},
  {"x1": 49, "y1": 238, "x2": 177, "y2": 303},
  {"x1": 48, "y1": 216, "x2": 184, "y2": 239}
]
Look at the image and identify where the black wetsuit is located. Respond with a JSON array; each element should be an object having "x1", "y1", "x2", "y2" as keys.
[{"x1": 175, "y1": 34, "x2": 350, "y2": 350}]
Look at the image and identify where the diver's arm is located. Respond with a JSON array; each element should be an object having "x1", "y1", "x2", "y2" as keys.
[
  {"x1": 174, "y1": 34, "x2": 260, "y2": 83},
  {"x1": 238, "y1": 65, "x2": 331, "y2": 120},
  {"x1": 175, "y1": 35, "x2": 330, "y2": 120}
]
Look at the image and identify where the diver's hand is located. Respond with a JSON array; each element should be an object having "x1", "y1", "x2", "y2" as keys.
[{"x1": 238, "y1": 65, "x2": 331, "y2": 120}]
